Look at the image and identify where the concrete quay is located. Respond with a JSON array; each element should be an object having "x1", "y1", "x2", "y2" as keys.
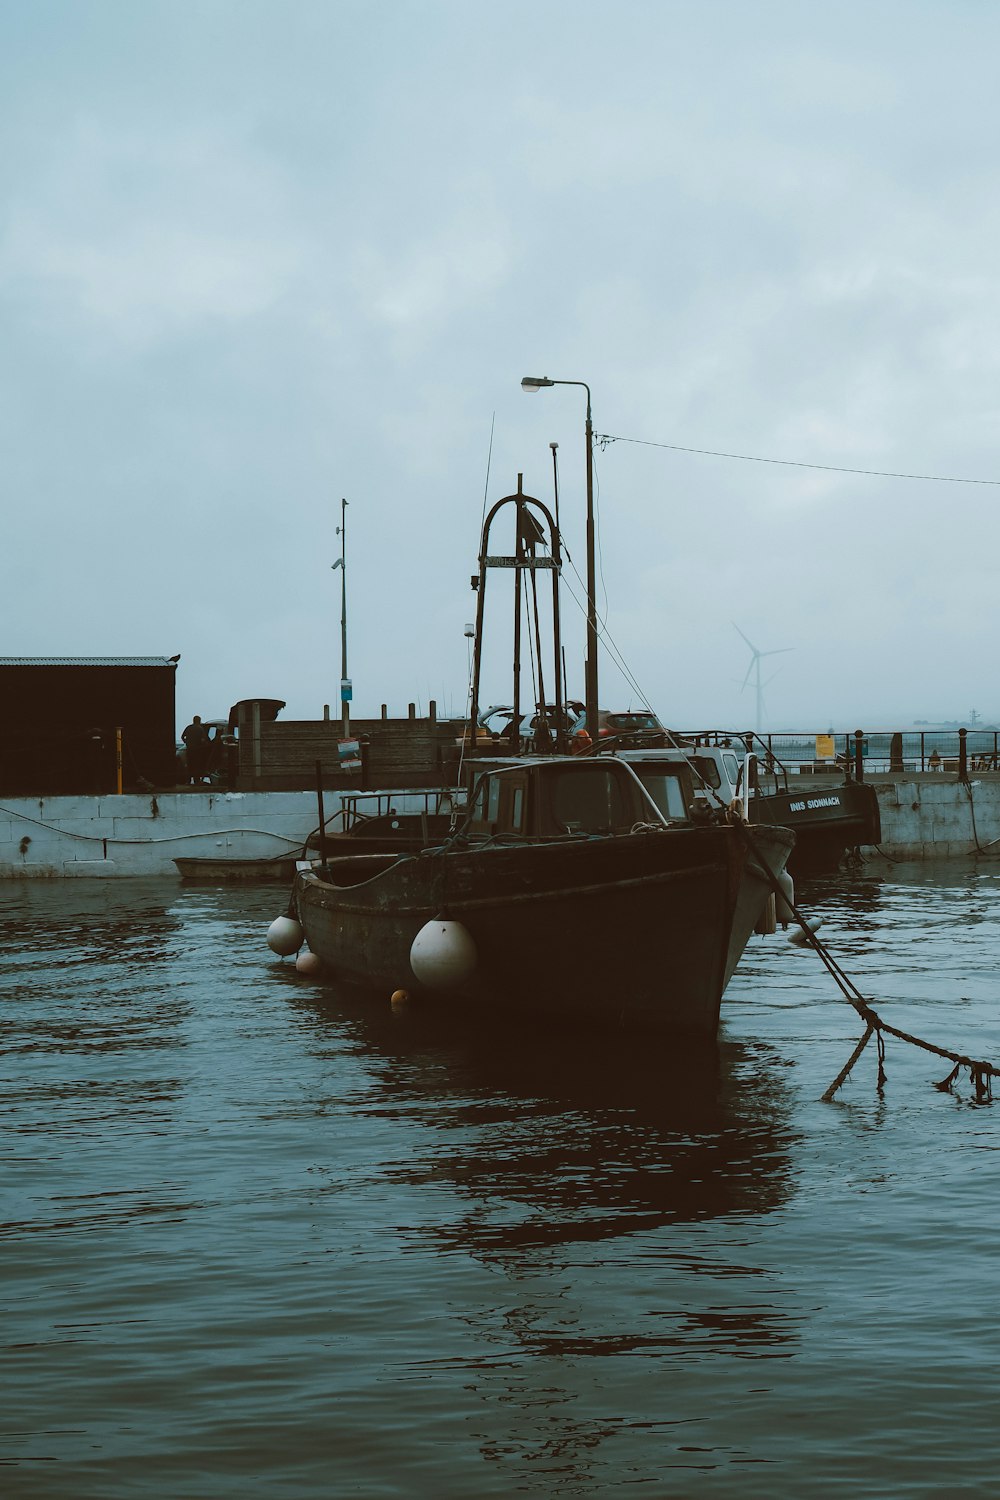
[
  {"x1": 878, "y1": 772, "x2": 1000, "y2": 860},
  {"x1": 809, "y1": 770, "x2": 1000, "y2": 863},
  {"x1": 0, "y1": 791, "x2": 323, "y2": 878},
  {"x1": 1, "y1": 773, "x2": 999, "y2": 877}
]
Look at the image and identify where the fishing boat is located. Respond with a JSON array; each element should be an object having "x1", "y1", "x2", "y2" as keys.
[
  {"x1": 672, "y1": 733, "x2": 880, "y2": 873},
  {"x1": 295, "y1": 752, "x2": 792, "y2": 1035},
  {"x1": 289, "y1": 478, "x2": 794, "y2": 1035},
  {"x1": 748, "y1": 779, "x2": 879, "y2": 872}
]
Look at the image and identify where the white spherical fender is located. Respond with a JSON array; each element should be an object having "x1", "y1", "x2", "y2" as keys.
[
  {"x1": 295, "y1": 949, "x2": 323, "y2": 975},
  {"x1": 788, "y1": 916, "x2": 823, "y2": 947},
  {"x1": 409, "y1": 918, "x2": 477, "y2": 989},
  {"x1": 774, "y1": 869, "x2": 795, "y2": 926},
  {"x1": 267, "y1": 913, "x2": 304, "y2": 956}
]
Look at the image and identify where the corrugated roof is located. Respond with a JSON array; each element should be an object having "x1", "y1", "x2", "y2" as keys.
[{"x1": 0, "y1": 657, "x2": 180, "y2": 667}]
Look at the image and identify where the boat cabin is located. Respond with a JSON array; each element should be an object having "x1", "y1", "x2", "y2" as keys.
[
  {"x1": 617, "y1": 746, "x2": 744, "y2": 813},
  {"x1": 462, "y1": 756, "x2": 697, "y2": 841}
]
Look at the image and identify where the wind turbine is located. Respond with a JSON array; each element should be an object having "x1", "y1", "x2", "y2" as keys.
[{"x1": 733, "y1": 623, "x2": 793, "y2": 731}]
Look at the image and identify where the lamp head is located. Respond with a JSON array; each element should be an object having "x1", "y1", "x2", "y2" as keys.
[{"x1": 521, "y1": 375, "x2": 554, "y2": 393}]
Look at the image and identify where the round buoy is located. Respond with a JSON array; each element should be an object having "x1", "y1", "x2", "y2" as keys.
[
  {"x1": 295, "y1": 949, "x2": 323, "y2": 975},
  {"x1": 788, "y1": 917, "x2": 823, "y2": 947},
  {"x1": 267, "y1": 913, "x2": 304, "y2": 956},
  {"x1": 774, "y1": 869, "x2": 796, "y2": 926},
  {"x1": 409, "y1": 918, "x2": 477, "y2": 989},
  {"x1": 390, "y1": 988, "x2": 410, "y2": 1007}
]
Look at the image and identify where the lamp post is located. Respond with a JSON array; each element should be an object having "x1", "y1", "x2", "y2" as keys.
[
  {"x1": 331, "y1": 497, "x2": 350, "y2": 739},
  {"x1": 521, "y1": 375, "x2": 598, "y2": 741}
]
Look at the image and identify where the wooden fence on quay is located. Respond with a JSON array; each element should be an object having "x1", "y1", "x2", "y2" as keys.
[
  {"x1": 235, "y1": 704, "x2": 465, "y2": 792},
  {"x1": 232, "y1": 710, "x2": 1000, "y2": 795}
]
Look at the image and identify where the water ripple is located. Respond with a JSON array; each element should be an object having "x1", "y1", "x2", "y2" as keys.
[{"x1": 2, "y1": 868, "x2": 1000, "y2": 1496}]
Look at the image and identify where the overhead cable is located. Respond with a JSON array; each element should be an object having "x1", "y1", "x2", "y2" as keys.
[{"x1": 595, "y1": 433, "x2": 1000, "y2": 486}]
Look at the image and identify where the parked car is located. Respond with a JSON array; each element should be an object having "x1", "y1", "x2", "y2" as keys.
[
  {"x1": 588, "y1": 709, "x2": 668, "y2": 749},
  {"x1": 471, "y1": 703, "x2": 665, "y2": 752},
  {"x1": 468, "y1": 702, "x2": 591, "y2": 753}
]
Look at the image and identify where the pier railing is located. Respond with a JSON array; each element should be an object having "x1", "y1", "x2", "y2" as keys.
[{"x1": 680, "y1": 728, "x2": 1000, "y2": 781}]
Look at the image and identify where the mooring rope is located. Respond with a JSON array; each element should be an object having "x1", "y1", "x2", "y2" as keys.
[
  {"x1": 961, "y1": 778, "x2": 1000, "y2": 857},
  {"x1": 735, "y1": 819, "x2": 1000, "y2": 1104}
]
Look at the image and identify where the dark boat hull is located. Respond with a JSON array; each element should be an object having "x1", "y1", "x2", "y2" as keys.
[
  {"x1": 175, "y1": 854, "x2": 298, "y2": 882},
  {"x1": 296, "y1": 826, "x2": 750, "y2": 1035},
  {"x1": 751, "y1": 780, "x2": 880, "y2": 874},
  {"x1": 724, "y1": 824, "x2": 796, "y2": 988}
]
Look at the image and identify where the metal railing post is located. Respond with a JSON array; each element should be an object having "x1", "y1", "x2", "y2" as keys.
[{"x1": 959, "y1": 726, "x2": 968, "y2": 780}]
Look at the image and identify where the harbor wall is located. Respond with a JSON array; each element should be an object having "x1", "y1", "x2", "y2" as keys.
[
  {"x1": 1, "y1": 775, "x2": 998, "y2": 877},
  {"x1": 866, "y1": 775, "x2": 1000, "y2": 862},
  {"x1": 0, "y1": 791, "x2": 327, "y2": 878}
]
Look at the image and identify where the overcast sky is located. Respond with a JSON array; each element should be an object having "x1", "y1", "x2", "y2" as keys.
[{"x1": 4, "y1": 0, "x2": 1000, "y2": 734}]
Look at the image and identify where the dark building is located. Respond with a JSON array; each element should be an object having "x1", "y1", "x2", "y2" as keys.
[{"x1": 0, "y1": 657, "x2": 178, "y2": 795}]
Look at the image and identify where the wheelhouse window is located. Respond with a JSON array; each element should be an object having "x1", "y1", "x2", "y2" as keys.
[
  {"x1": 467, "y1": 773, "x2": 503, "y2": 836},
  {"x1": 632, "y1": 765, "x2": 690, "y2": 821},
  {"x1": 547, "y1": 765, "x2": 635, "y2": 834},
  {"x1": 689, "y1": 755, "x2": 722, "y2": 790}
]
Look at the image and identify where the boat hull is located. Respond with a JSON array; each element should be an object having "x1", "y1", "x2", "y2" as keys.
[
  {"x1": 724, "y1": 823, "x2": 796, "y2": 989},
  {"x1": 296, "y1": 826, "x2": 749, "y2": 1035},
  {"x1": 175, "y1": 854, "x2": 297, "y2": 882},
  {"x1": 750, "y1": 780, "x2": 880, "y2": 874}
]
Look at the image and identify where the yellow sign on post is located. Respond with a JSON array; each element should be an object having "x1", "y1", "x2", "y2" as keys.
[{"x1": 815, "y1": 734, "x2": 835, "y2": 761}]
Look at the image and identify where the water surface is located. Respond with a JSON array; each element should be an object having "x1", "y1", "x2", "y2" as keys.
[{"x1": 2, "y1": 865, "x2": 999, "y2": 1496}]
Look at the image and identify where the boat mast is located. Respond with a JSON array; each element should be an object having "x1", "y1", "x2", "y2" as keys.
[
  {"x1": 512, "y1": 477, "x2": 524, "y2": 751},
  {"x1": 470, "y1": 480, "x2": 565, "y2": 752},
  {"x1": 521, "y1": 377, "x2": 598, "y2": 740},
  {"x1": 332, "y1": 497, "x2": 350, "y2": 740}
]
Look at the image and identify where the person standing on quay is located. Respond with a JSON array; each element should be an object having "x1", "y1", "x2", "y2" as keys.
[{"x1": 182, "y1": 715, "x2": 209, "y2": 784}]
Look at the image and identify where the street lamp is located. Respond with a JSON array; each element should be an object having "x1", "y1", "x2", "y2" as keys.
[{"x1": 521, "y1": 375, "x2": 598, "y2": 741}]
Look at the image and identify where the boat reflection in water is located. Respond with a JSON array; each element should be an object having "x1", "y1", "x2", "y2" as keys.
[
  {"x1": 284, "y1": 972, "x2": 802, "y2": 1491},
  {"x1": 284, "y1": 976, "x2": 799, "y2": 1299}
]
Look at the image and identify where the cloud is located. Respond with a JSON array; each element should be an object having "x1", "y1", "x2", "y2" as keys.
[
  {"x1": 363, "y1": 220, "x2": 512, "y2": 331},
  {"x1": 0, "y1": 120, "x2": 303, "y2": 348},
  {"x1": 5, "y1": 0, "x2": 1000, "y2": 733}
]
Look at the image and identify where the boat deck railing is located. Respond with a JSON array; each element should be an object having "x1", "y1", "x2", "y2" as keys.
[
  {"x1": 679, "y1": 729, "x2": 792, "y2": 795},
  {"x1": 334, "y1": 786, "x2": 465, "y2": 831}
]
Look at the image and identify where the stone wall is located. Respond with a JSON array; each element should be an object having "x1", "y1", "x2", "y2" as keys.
[
  {"x1": 868, "y1": 774, "x2": 1000, "y2": 861},
  {"x1": 3, "y1": 773, "x2": 999, "y2": 877},
  {"x1": 0, "y1": 791, "x2": 326, "y2": 877}
]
